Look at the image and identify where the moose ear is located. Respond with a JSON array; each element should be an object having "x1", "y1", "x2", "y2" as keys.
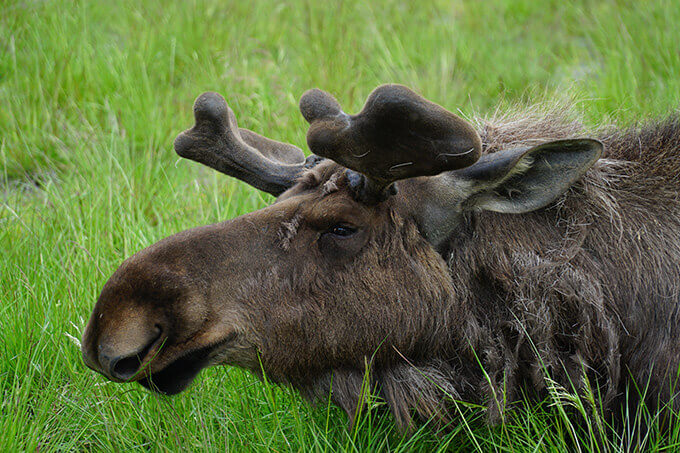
[{"x1": 457, "y1": 139, "x2": 603, "y2": 214}]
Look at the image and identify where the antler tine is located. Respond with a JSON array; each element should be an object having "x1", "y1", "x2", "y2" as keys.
[
  {"x1": 174, "y1": 92, "x2": 308, "y2": 196},
  {"x1": 299, "y1": 84, "x2": 482, "y2": 203}
]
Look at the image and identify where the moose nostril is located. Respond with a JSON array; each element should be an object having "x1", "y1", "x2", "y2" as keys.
[
  {"x1": 108, "y1": 326, "x2": 162, "y2": 381},
  {"x1": 111, "y1": 355, "x2": 144, "y2": 381}
]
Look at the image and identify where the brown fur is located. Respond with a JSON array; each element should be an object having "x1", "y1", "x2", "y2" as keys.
[{"x1": 82, "y1": 107, "x2": 680, "y2": 434}]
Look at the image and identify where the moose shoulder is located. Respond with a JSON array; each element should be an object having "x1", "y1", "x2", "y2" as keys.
[{"x1": 81, "y1": 85, "x2": 680, "y2": 432}]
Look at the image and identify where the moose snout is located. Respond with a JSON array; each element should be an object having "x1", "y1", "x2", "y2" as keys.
[
  {"x1": 96, "y1": 325, "x2": 162, "y2": 381},
  {"x1": 81, "y1": 311, "x2": 165, "y2": 382}
]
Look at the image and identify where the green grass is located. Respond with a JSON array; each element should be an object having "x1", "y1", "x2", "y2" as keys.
[{"x1": 2, "y1": 0, "x2": 680, "y2": 450}]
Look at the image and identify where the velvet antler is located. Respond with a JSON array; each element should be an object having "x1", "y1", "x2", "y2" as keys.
[
  {"x1": 299, "y1": 84, "x2": 483, "y2": 203},
  {"x1": 174, "y1": 92, "x2": 310, "y2": 196}
]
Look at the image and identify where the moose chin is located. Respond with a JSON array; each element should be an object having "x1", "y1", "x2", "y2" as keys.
[{"x1": 82, "y1": 84, "x2": 680, "y2": 432}]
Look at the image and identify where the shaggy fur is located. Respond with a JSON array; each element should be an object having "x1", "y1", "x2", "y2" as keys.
[{"x1": 286, "y1": 109, "x2": 680, "y2": 431}]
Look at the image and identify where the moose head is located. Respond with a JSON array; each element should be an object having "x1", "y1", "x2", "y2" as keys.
[{"x1": 81, "y1": 85, "x2": 601, "y2": 428}]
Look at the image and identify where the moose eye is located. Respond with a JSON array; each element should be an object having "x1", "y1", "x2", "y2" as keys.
[
  {"x1": 329, "y1": 224, "x2": 357, "y2": 237},
  {"x1": 318, "y1": 222, "x2": 366, "y2": 261}
]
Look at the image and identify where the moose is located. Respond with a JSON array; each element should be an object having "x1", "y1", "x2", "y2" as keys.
[{"x1": 82, "y1": 84, "x2": 680, "y2": 431}]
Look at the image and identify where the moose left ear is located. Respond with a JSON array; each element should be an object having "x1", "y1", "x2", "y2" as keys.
[{"x1": 457, "y1": 139, "x2": 603, "y2": 214}]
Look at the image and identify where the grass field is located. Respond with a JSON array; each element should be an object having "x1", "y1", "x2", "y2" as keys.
[{"x1": 2, "y1": 0, "x2": 680, "y2": 450}]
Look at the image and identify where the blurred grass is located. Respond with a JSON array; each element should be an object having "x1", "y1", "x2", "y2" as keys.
[{"x1": 1, "y1": 0, "x2": 679, "y2": 450}]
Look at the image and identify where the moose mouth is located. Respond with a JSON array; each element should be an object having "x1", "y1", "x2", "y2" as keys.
[{"x1": 138, "y1": 334, "x2": 236, "y2": 395}]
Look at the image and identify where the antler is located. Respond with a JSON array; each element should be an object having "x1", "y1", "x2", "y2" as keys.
[
  {"x1": 174, "y1": 92, "x2": 309, "y2": 196},
  {"x1": 299, "y1": 84, "x2": 482, "y2": 203}
]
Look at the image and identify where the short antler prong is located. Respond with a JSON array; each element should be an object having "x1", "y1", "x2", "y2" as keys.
[{"x1": 174, "y1": 92, "x2": 307, "y2": 196}]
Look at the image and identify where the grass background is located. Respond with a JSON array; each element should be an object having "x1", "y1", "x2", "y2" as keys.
[{"x1": 2, "y1": 0, "x2": 679, "y2": 450}]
